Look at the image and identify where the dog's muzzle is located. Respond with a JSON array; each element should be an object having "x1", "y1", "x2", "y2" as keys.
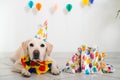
[{"x1": 33, "y1": 50, "x2": 40, "y2": 59}]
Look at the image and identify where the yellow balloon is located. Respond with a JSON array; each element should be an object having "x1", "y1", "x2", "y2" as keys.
[
  {"x1": 82, "y1": 0, "x2": 89, "y2": 6},
  {"x1": 86, "y1": 58, "x2": 90, "y2": 64}
]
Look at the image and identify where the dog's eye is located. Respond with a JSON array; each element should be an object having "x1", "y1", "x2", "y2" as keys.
[
  {"x1": 40, "y1": 44, "x2": 45, "y2": 47},
  {"x1": 30, "y1": 43, "x2": 34, "y2": 47}
]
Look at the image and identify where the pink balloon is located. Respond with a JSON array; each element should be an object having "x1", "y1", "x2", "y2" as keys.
[{"x1": 90, "y1": 53, "x2": 94, "y2": 59}]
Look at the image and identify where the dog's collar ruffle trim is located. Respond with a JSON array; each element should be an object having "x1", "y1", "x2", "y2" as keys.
[{"x1": 21, "y1": 56, "x2": 52, "y2": 75}]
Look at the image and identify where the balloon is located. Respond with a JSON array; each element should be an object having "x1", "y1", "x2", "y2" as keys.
[
  {"x1": 93, "y1": 61, "x2": 97, "y2": 66},
  {"x1": 83, "y1": 55, "x2": 87, "y2": 61},
  {"x1": 66, "y1": 63, "x2": 69, "y2": 66},
  {"x1": 82, "y1": 0, "x2": 89, "y2": 6},
  {"x1": 89, "y1": 0, "x2": 94, "y2": 4},
  {"x1": 98, "y1": 55, "x2": 101, "y2": 61},
  {"x1": 82, "y1": 45, "x2": 86, "y2": 51},
  {"x1": 85, "y1": 69, "x2": 90, "y2": 75},
  {"x1": 66, "y1": 4, "x2": 72, "y2": 12},
  {"x1": 36, "y1": 3, "x2": 42, "y2": 11},
  {"x1": 92, "y1": 67, "x2": 97, "y2": 72},
  {"x1": 102, "y1": 52, "x2": 106, "y2": 58},
  {"x1": 95, "y1": 52, "x2": 99, "y2": 57},
  {"x1": 86, "y1": 50, "x2": 90, "y2": 55},
  {"x1": 28, "y1": 0, "x2": 34, "y2": 8},
  {"x1": 72, "y1": 55, "x2": 75, "y2": 62},
  {"x1": 90, "y1": 53, "x2": 94, "y2": 59},
  {"x1": 82, "y1": 64, "x2": 85, "y2": 70},
  {"x1": 86, "y1": 58, "x2": 90, "y2": 64},
  {"x1": 89, "y1": 63, "x2": 92, "y2": 68},
  {"x1": 53, "y1": 3, "x2": 58, "y2": 11},
  {"x1": 100, "y1": 62, "x2": 106, "y2": 68},
  {"x1": 96, "y1": 65, "x2": 100, "y2": 71}
]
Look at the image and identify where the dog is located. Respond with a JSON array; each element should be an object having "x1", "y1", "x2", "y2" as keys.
[{"x1": 10, "y1": 38, "x2": 60, "y2": 77}]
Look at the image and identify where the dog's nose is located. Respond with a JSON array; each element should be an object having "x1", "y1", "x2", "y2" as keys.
[{"x1": 33, "y1": 50, "x2": 40, "y2": 59}]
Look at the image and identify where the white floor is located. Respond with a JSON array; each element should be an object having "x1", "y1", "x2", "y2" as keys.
[{"x1": 0, "y1": 52, "x2": 120, "y2": 80}]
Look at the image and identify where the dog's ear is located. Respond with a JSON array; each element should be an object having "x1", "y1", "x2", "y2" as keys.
[
  {"x1": 45, "y1": 42, "x2": 53, "y2": 56},
  {"x1": 22, "y1": 39, "x2": 31, "y2": 56}
]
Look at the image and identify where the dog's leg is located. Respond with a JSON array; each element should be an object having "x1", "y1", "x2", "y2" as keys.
[
  {"x1": 12, "y1": 59, "x2": 31, "y2": 77},
  {"x1": 51, "y1": 60, "x2": 61, "y2": 75}
]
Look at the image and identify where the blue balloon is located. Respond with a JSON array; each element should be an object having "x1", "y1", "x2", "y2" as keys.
[
  {"x1": 86, "y1": 51, "x2": 90, "y2": 55},
  {"x1": 85, "y1": 69, "x2": 90, "y2": 75},
  {"x1": 28, "y1": 0, "x2": 34, "y2": 8},
  {"x1": 89, "y1": 0, "x2": 94, "y2": 4},
  {"x1": 92, "y1": 67, "x2": 97, "y2": 72}
]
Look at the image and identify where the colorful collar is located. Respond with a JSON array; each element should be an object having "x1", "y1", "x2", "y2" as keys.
[{"x1": 21, "y1": 56, "x2": 52, "y2": 75}]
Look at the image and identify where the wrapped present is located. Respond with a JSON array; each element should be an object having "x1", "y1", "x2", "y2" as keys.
[
  {"x1": 63, "y1": 45, "x2": 115, "y2": 75},
  {"x1": 102, "y1": 64, "x2": 115, "y2": 73},
  {"x1": 80, "y1": 45, "x2": 106, "y2": 74},
  {"x1": 62, "y1": 53, "x2": 81, "y2": 73}
]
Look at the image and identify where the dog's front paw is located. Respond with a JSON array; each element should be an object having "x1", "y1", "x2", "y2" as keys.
[
  {"x1": 21, "y1": 69, "x2": 31, "y2": 77},
  {"x1": 51, "y1": 68, "x2": 61, "y2": 75}
]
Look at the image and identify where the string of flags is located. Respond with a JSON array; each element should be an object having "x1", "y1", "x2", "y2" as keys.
[{"x1": 25, "y1": 0, "x2": 95, "y2": 15}]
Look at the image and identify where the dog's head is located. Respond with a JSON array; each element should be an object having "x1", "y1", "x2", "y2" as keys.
[{"x1": 22, "y1": 38, "x2": 53, "y2": 61}]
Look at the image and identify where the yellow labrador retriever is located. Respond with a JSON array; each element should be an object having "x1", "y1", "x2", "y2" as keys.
[{"x1": 10, "y1": 38, "x2": 60, "y2": 77}]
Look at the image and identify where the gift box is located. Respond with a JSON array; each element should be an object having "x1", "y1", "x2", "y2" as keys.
[
  {"x1": 62, "y1": 53, "x2": 81, "y2": 73},
  {"x1": 80, "y1": 45, "x2": 105, "y2": 74},
  {"x1": 63, "y1": 45, "x2": 114, "y2": 74}
]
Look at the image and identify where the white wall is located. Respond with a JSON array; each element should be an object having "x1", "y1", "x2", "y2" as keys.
[{"x1": 0, "y1": 0, "x2": 120, "y2": 53}]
